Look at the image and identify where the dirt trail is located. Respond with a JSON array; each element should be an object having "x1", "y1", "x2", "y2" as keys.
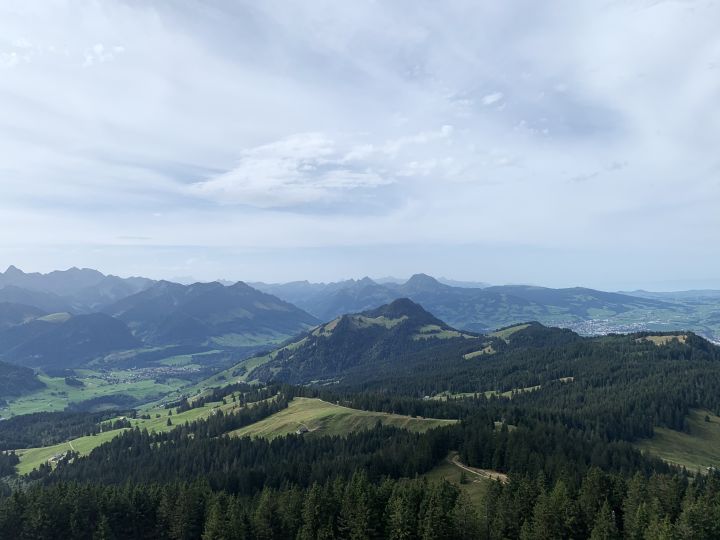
[{"x1": 449, "y1": 453, "x2": 509, "y2": 484}]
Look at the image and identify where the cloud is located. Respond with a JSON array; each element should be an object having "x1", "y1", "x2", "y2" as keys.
[
  {"x1": 481, "y1": 92, "x2": 504, "y2": 106},
  {"x1": 82, "y1": 43, "x2": 125, "y2": 67},
  {"x1": 190, "y1": 133, "x2": 393, "y2": 208}
]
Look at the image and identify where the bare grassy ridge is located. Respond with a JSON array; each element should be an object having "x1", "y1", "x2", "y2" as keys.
[{"x1": 229, "y1": 397, "x2": 456, "y2": 439}]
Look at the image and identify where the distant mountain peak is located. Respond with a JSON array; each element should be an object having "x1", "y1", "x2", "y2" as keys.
[
  {"x1": 4, "y1": 265, "x2": 24, "y2": 276},
  {"x1": 406, "y1": 273, "x2": 439, "y2": 284},
  {"x1": 403, "y1": 273, "x2": 445, "y2": 291},
  {"x1": 363, "y1": 298, "x2": 446, "y2": 327}
]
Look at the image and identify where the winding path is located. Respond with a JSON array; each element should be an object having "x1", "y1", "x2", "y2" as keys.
[{"x1": 448, "y1": 453, "x2": 509, "y2": 484}]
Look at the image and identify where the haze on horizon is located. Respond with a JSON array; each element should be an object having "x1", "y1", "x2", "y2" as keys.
[{"x1": 1, "y1": 1, "x2": 719, "y2": 291}]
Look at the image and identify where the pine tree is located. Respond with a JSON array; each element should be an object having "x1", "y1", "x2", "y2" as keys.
[
  {"x1": 253, "y1": 488, "x2": 281, "y2": 540},
  {"x1": 338, "y1": 472, "x2": 374, "y2": 540},
  {"x1": 202, "y1": 496, "x2": 228, "y2": 540},
  {"x1": 298, "y1": 484, "x2": 323, "y2": 540},
  {"x1": 643, "y1": 515, "x2": 675, "y2": 540},
  {"x1": 589, "y1": 501, "x2": 619, "y2": 540},
  {"x1": 623, "y1": 472, "x2": 648, "y2": 540},
  {"x1": 452, "y1": 491, "x2": 481, "y2": 540},
  {"x1": 94, "y1": 515, "x2": 115, "y2": 540},
  {"x1": 386, "y1": 490, "x2": 415, "y2": 540}
]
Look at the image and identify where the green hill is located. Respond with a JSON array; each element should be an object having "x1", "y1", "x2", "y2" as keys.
[
  {"x1": 229, "y1": 397, "x2": 455, "y2": 439},
  {"x1": 0, "y1": 313, "x2": 139, "y2": 369},
  {"x1": 247, "y1": 298, "x2": 479, "y2": 384},
  {"x1": 0, "y1": 361, "x2": 45, "y2": 401}
]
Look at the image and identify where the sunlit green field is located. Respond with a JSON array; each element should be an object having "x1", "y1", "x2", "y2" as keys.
[
  {"x1": 229, "y1": 397, "x2": 456, "y2": 440},
  {"x1": 1, "y1": 370, "x2": 188, "y2": 417},
  {"x1": 489, "y1": 323, "x2": 531, "y2": 341},
  {"x1": 15, "y1": 429, "x2": 129, "y2": 475}
]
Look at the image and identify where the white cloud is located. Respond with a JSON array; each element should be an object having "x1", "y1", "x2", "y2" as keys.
[
  {"x1": 481, "y1": 92, "x2": 504, "y2": 106},
  {"x1": 82, "y1": 43, "x2": 125, "y2": 67},
  {"x1": 190, "y1": 133, "x2": 392, "y2": 207}
]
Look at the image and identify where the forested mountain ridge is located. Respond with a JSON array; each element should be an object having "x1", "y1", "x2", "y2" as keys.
[
  {"x1": 0, "y1": 360, "x2": 45, "y2": 400},
  {"x1": 104, "y1": 280, "x2": 320, "y2": 347},
  {"x1": 0, "y1": 313, "x2": 140, "y2": 369},
  {"x1": 247, "y1": 298, "x2": 480, "y2": 384}
]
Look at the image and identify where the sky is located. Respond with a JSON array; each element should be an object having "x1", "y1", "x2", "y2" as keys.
[{"x1": 1, "y1": 0, "x2": 719, "y2": 290}]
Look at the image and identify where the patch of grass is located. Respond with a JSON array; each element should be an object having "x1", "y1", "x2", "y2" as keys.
[
  {"x1": 354, "y1": 315, "x2": 408, "y2": 329},
  {"x1": 15, "y1": 429, "x2": 129, "y2": 475},
  {"x1": 159, "y1": 350, "x2": 220, "y2": 367},
  {"x1": 413, "y1": 325, "x2": 477, "y2": 341},
  {"x1": 422, "y1": 452, "x2": 492, "y2": 508},
  {"x1": 636, "y1": 334, "x2": 688, "y2": 346},
  {"x1": 485, "y1": 385, "x2": 541, "y2": 399},
  {"x1": 463, "y1": 344, "x2": 495, "y2": 359},
  {"x1": 636, "y1": 409, "x2": 720, "y2": 471},
  {"x1": 210, "y1": 333, "x2": 289, "y2": 348},
  {"x1": 489, "y1": 323, "x2": 531, "y2": 342},
  {"x1": 193, "y1": 353, "x2": 274, "y2": 393},
  {"x1": 229, "y1": 397, "x2": 456, "y2": 440},
  {"x1": 430, "y1": 392, "x2": 482, "y2": 401}
]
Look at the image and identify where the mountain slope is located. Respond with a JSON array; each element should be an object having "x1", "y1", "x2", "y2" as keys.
[
  {"x1": 0, "y1": 314, "x2": 139, "y2": 369},
  {"x1": 0, "y1": 360, "x2": 45, "y2": 401},
  {"x1": 0, "y1": 286, "x2": 73, "y2": 313},
  {"x1": 0, "y1": 303, "x2": 46, "y2": 330},
  {"x1": 247, "y1": 298, "x2": 479, "y2": 384},
  {"x1": 105, "y1": 280, "x2": 319, "y2": 347}
]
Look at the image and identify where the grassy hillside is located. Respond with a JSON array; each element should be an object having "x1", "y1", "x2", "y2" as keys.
[
  {"x1": 15, "y1": 387, "x2": 253, "y2": 474},
  {"x1": 636, "y1": 409, "x2": 720, "y2": 471},
  {"x1": 15, "y1": 429, "x2": 127, "y2": 475},
  {"x1": 489, "y1": 323, "x2": 531, "y2": 341},
  {"x1": 229, "y1": 397, "x2": 456, "y2": 439}
]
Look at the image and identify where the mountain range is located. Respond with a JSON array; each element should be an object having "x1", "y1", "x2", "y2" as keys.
[
  {"x1": 253, "y1": 273, "x2": 677, "y2": 333},
  {"x1": 2, "y1": 265, "x2": 720, "y2": 377},
  {"x1": 0, "y1": 265, "x2": 154, "y2": 312},
  {"x1": 0, "y1": 267, "x2": 319, "y2": 372}
]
